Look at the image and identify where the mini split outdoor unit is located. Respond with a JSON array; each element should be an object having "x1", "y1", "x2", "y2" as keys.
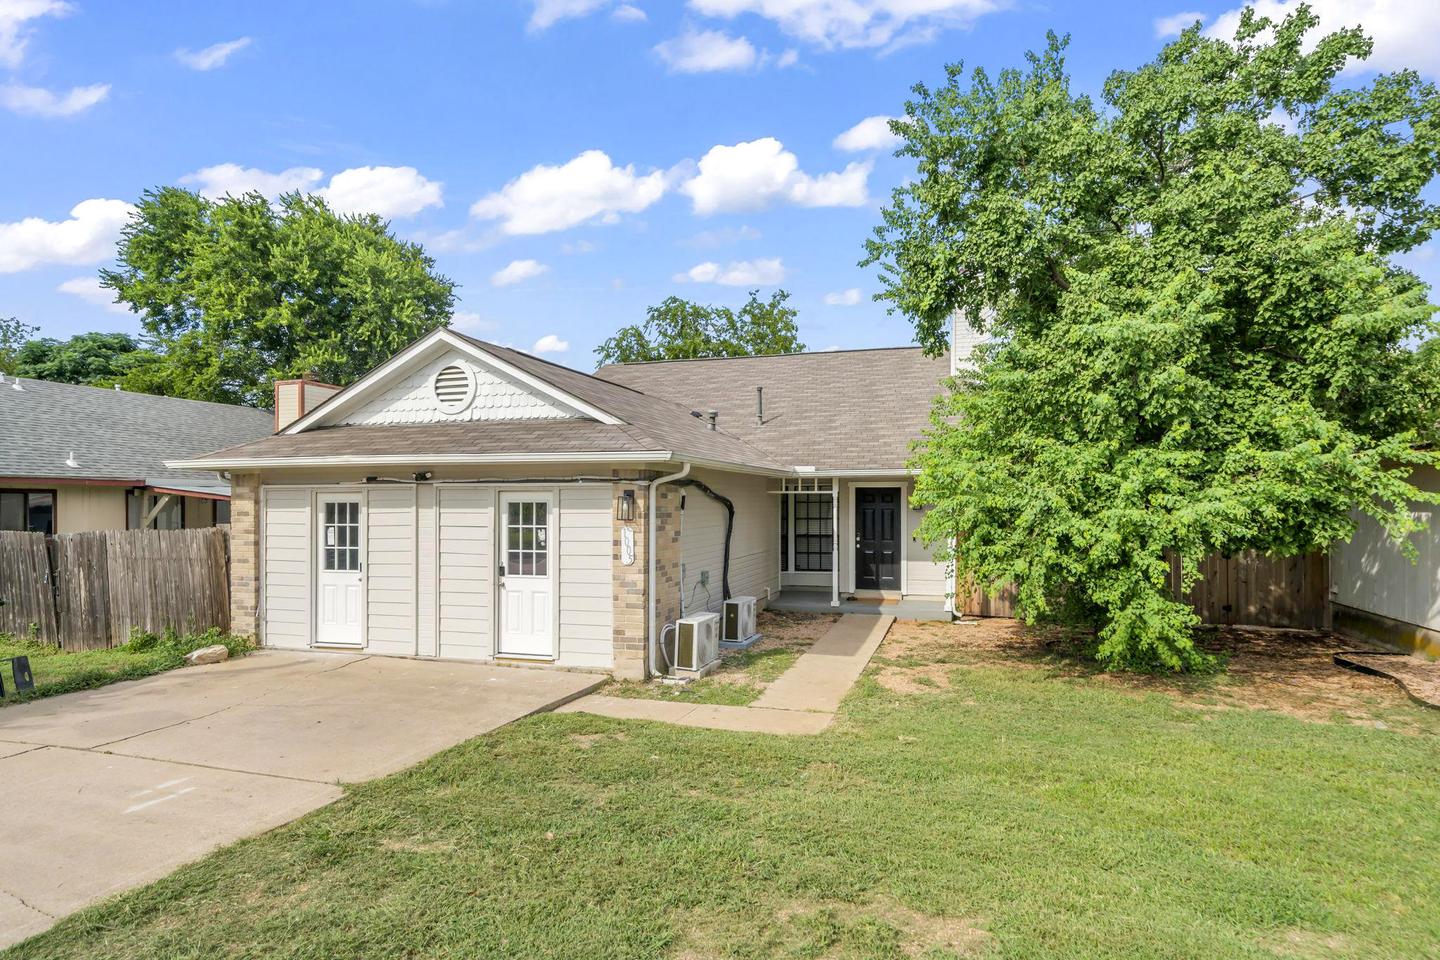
[
  {"x1": 723, "y1": 596, "x2": 758, "y2": 645},
  {"x1": 673, "y1": 612, "x2": 720, "y2": 676}
]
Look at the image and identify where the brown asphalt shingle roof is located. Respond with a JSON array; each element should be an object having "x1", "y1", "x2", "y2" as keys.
[
  {"x1": 595, "y1": 347, "x2": 951, "y2": 472},
  {"x1": 183, "y1": 333, "x2": 948, "y2": 474}
]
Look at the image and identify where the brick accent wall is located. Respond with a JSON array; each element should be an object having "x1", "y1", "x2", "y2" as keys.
[
  {"x1": 229, "y1": 472, "x2": 262, "y2": 639},
  {"x1": 612, "y1": 480, "x2": 647, "y2": 679},
  {"x1": 653, "y1": 483, "x2": 683, "y2": 641}
]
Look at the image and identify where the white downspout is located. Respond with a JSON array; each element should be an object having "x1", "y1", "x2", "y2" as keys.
[{"x1": 648, "y1": 461, "x2": 692, "y2": 678}]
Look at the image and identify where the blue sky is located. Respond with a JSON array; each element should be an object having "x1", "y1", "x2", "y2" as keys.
[{"x1": 2, "y1": 0, "x2": 1437, "y2": 370}]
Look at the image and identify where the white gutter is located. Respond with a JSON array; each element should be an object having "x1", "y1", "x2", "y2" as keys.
[
  {"x1": 648, "y1": 460, "x2": 691, "y2": 678},
  {"x1": 166, "y1": 451, "x2": 673, "y2": 470}
]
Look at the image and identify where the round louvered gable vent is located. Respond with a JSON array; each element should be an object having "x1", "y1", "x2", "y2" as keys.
[{"x1": 432, "y1": 363, "x2": 476, "y2": 414}]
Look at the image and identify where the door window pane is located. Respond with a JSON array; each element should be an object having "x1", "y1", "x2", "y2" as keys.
[
  {"x1": 504, "y1": 499, "x2": 549, "y2": 578},
  {"x1": 322, "y1": 500, "x2": 360, "y2": 571}
]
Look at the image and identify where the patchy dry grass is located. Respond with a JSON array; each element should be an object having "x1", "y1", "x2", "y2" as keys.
[
  {"x1": 874, "y1": 617, "x2": 1440, "y2": 735},
  {"x1": 608, "y1": 609, "x2": 839, "y2": 706}
]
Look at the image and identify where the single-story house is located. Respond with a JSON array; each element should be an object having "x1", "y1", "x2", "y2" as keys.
[
  {"x1": 171, "y1": 326, "x2": 973, "y2": 677},
  {"x1": 0, "y1": 375, "x2": 275, "y2": 534}
]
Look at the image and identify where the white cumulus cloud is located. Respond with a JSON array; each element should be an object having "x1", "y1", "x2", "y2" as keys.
[
  {"x1": 319, "y1": 166, "x2": 443, "y2": 219},
  {"x1": 833, "y1": 115, "x2": 900, "y2": 152},
  {"x1": 686, "y1": 0, "x2": 1003, "y2": 50},
  {"x1": 0, "y1": 198, "x2": 133, "y2": 273},
  {"x1": 823, "y1": 287, "x2": 862, "y2": 306},
  {"x1": 613, "y1": 3, "x2": 647, "y2": 21},
  {"x1": 0, "y1": 81, "x2": 107, "y2": 117},
  {"x1": 174, "y1": 36, "x2": 252, "y2": 70},
  {"x1": 1204, "y1": 0, "x2": 1440, "y2": 76},
  {"x1": 470, "y1": 149, "x2": 667, "y2": 234},
  {"x1": 179, "y1": 164, "x2": 442, "y2": 219},
  {"x1": 0, "y1": 0, "x2": 73, "y2": 69},
  {"x1": 533, "y1": 333, "x2": 570, "y2": 353},
  {"x1": 681, "y1": 137, "x2": 869, "y2": 214},
  {"x1": 57, "y1": 275, "x2": 127, "y2": 313},
  {"x1": 655, "y1": 28, "x2": 758, "y2": 72},
  {"x1": 673, "y1": 257, "x2": 785, "y2": 286},
  {"x1": 1154, "y1": 11, "x2": 1205, "y2": 38},
  {"x1": 449, "y1": 310, "x2": 500, "y2": 333},
  {"x1": 181, "y1": 163, "x2": 325, "y2": 199},
  {"x1": 492, "y1": 258, "x2": 550, "y2": 287},
  {"x1": 529, "y1": 0, "x2": 609, "y2": 30}
]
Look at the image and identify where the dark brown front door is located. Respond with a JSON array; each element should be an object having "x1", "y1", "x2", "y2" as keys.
[{"x1": 855, "y1": 488, "x2": 900, "y2": 590}]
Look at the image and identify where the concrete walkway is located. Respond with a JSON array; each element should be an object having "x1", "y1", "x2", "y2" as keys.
[
  {"x1": 0, "y1": 652, "x2": 602, "y2": 949},
  {"x1": 560, "y1": 614, "x2": 892, "y2": 735}
]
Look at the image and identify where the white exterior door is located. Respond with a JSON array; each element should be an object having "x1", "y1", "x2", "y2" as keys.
[
  {"x1": 498, "y1": 492, "x2": 555, "y2": 658},
  {"x1": 315, "y1": 495, "x2": 364, "y2": 647}
]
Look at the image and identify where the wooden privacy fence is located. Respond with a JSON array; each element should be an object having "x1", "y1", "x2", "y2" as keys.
[
  {"x1": 0, "y1": 528, "x2": 230, "y2": 650},
  {"x1": 960, "y1": 550, "x2": 1330, "y2": 630}
]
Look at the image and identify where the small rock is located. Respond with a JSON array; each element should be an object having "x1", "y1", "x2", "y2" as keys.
[
  {"x1": 185, "y1": 644, "x2": 230, "y2": 665},
  {"x1": 1373, "y1": 720, "x2": 1388, "y2": 731}
]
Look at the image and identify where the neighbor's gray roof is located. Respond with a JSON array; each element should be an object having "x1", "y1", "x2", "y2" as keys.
[
  {"x1": 595, "y1": 347, "x2": 951, "y2": 472},
  {"x1": 0, "y1": 377, "x2": 274, "y2": 496}
]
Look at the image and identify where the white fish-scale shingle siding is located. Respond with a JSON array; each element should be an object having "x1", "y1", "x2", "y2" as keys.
[{"x1": 339, "y1": 351, "x2": 580, "y2": 426}]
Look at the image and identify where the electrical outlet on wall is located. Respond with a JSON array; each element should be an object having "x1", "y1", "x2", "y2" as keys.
[{"x1": 699, "y1": 570, "x2": 709, "y2": 588}]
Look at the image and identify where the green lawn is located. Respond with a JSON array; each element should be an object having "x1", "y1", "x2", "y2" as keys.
[
  {"x1": 8, "y1": 630, "x2": 1440, "y2": 959},
  {"x1": 0, "y1": 629, "x2": 252, "y2": 704}
]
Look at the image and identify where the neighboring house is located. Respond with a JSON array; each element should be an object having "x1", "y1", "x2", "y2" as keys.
[
  {"x1": 1330, "y1": 465, "x2": 1440, "y2": 658},
  {"x1": 0, "y1": 376, "x2": 274, "y2": 534},
  {"x1": 171, "y1": 327, "x2": 960, "y2": 678}
]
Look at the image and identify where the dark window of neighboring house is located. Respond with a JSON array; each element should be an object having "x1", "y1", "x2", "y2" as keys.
[
  {"x1": 779, "y1": 494, "x2": 789, "y2": 573},
  {"x1": 793, "y1": 494, "x2": 833, "y2": 572},
  {"x1": 0, "y1": 490, "x2": 55, "y2": 534},
  {"x1": 215, "y1": 499, "x2": 231, "y2": 524}
]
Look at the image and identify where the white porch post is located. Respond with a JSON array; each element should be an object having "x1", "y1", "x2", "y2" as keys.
[{"x1": 830, "y1": 480, "x2": 840, "y2": 607}]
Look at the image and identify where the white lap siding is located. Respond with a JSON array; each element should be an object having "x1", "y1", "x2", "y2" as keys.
[
  {"x1": 437, "y1": 486, "x2": 495, "y2": 660},
  {"x1": 365, "y1": 486, "x2": 417, "y2": 656},
  {"x1": 558, "y1": 486, "x2": 615, "y2": 668},
  {"x1": 262, "y1": 488, "x2": 311, "y2": 650},
  {"x1": 416, "y1": 483, "x2": 438, "y2": 656}
]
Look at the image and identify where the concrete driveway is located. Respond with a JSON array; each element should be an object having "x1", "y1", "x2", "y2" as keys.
[{"x1": 0, "y1": 652, "x2": 602, "y2": 948}]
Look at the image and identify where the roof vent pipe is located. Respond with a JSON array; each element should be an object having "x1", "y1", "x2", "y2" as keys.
[
  {"x1": 755, "y1": 386, "x2": 763, "y2": 426},
  {"x1": 706, "y1": 410, "x2": 718, "y2": 431}
]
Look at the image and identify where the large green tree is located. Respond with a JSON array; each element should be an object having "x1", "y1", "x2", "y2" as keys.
[
  {"x1": 12, "y1": 332, "x2": 157, "y2": 386},
  {"x1": 0, "y1": 316, "x2": 35, "y2": 375},
  {"x1": 101, "y1": 189, "x2": 456, "y2": 406},
  {"x1": 595, "y1": 289, "x2": 804, "y2": 366},
  {"x1": 866, "y1": 6, "x2": 1440, "y2": 670}
]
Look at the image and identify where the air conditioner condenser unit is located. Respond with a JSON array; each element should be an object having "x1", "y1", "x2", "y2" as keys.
[
  {"x1": 673, "y1": 612, "x2": 721, "y2": 676},
  {"x1": 722, "y1": 596, "x2": 759, "y2": 648}
]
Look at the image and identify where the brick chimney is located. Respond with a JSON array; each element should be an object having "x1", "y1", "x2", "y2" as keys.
[{"x1": 273, "y1": 372, "x2": 343, "y2": 432}]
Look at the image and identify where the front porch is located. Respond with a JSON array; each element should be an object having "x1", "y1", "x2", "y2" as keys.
[{"x1": 768, "y1": 588, "x2": 953, "y2": 621}]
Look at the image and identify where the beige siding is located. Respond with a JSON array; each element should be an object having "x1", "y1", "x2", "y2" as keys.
[
  {"x1": 1332, "y1": 465, "x2": 1440, "y2": 632},
  {"x1": 437, "y1": 485, "x2": 494, "y2": 660},
  {"x1": 365, "y1": 486, "x2": 416, "y2": 656},
  {"x1": 682, "y1": 470, "x2": 780, "y2": 612},
  {"x1": 274, "y1": 383, "x2": 302, "y2": 431},
  {"x1": 559, "y1": 486, "x2": 614, "y2": 668},
  {"x1": 416, "y1": 483, "x2": 438, "y2": 656},
  {"x1": 263, "y1": 487, "x2": 311, "y2": 650},
  {"x1": 905, "y1": 501, "x2": 949, "y2": 598},
  {"x1": 0, "y1": 482, "x2": 128, "y2": 533}
]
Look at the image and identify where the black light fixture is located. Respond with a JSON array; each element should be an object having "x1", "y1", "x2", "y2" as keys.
[
  {"x1": 615, "y1": 489, "x2": 636, "y2": 521},
  {"x1": 412, "y1": 471, "x2": 433, "y2": 482}
]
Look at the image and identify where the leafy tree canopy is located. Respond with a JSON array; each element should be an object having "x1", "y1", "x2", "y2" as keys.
[
  {"x1": 101, "y1": 188, "x2": 456, "y2": 406},
  {"x1": 866, "y1": 5, "x2": 1440, "y2": 670},
  {"x1": 0, "y1": 316, "x2": 35, "y2": 375},
  {"x1": 595, "y1": 290, "x2": 804, "y2": 366},
  {"x1": 12, "y1": 331, "x2": 158, "y2": 386}
]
